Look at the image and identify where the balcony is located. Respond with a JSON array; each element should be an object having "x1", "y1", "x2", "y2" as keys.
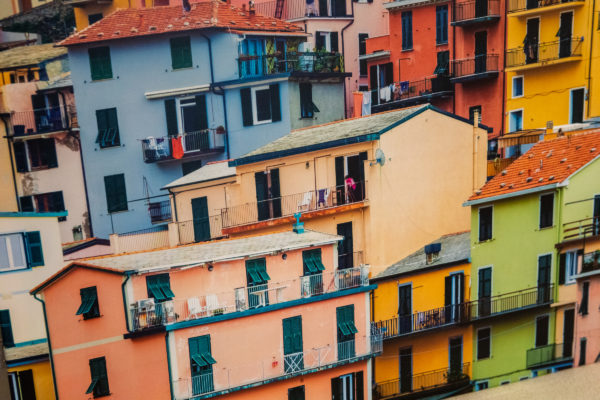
[
  {"x1": 372, "y1": 285, "x2": 554, "y2": 341},
  {"x1": 582, "y1": 251, "x2": 600, "y2": 274},
  {"x1": 508, "y1": 0, "x2": 585, "y2": 15},
  {"x1": 505, "y1": 37, "x2": 583, "y2": 70},
  {"x1": 526, "y1": 343, "x2": 573, "y2": 369},
  {"x1": 452, "y1": 0, "x2": 501, "y2": 27},
  {"x1": 141, "y1": 130, "x2": 225, "y2": 163},
  {"x1": 129, "y1": 266, "x2": 370, "y2": 332},
  {"x1": 220, "y1": 182, "x2": 367, "y2": 231},
  {"x1": 562, "y1": 217, "x2": 600, "y2": 242},
  {"x1": 451, "y1": 54, "x2": 499, "y2": 83},
  {"x1": 172, "y1": 216, "x2": 225, "y2": 245},
  {"x1": 255, "y1": 0, "x2": 351, "y2": 20},
  {"x1": 371, "y1": 76, "x2": 453, "y2": 113},
  {"x1": 173, "y1": 334, "x2": 382, "y2": 400},
  {"x1": 149, "y1": 200, "x2": 172, "y2": 224},
  {"x1": 10, "y1": 105, "x2": 71, "y2": 137},
  {"x1": 237, "y1": 52, "x2": 345, "y2": 79},
  {"x1": 374, "y1": 363, "x2": 470, "y2": 400}
]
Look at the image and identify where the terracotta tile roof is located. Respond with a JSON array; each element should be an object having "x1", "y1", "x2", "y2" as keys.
[
  {"x1": 468, "y1": 131, "x2": 600, "y2": 202},
  {"x1": 59, "y1": 1, "x2": 304, "y2": 46},
  {"x1": 0, "y1": 43, "x2": 66, "y2": 69}
]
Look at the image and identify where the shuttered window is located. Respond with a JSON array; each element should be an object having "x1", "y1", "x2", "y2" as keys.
[
  {"x1": 479, "y1": 206, "x2": 493, "y2": 241},
  {"x1": 358, "y1": 33, "x2": 368, "y2": 76},
  {"x1": 189, "y1": 335, "x2": 215, "y2": 394},
  {"x1": 95, "y1": 108, "x2": 120, "y2": 148},
  {"x1": 246, "y1": 258, "x2": 270, "y2": 285},
  {"x1": 27, "y1": 138, "x2": 58, "y2": 169},
  {"x1": 580, "y1": 281, "x2": 589, "y2": 315},
  {"x1": 146, "y1": 274, "x2": 175, "y2": 302},
  {"x1": 241, "y1": 84, "x2": 281, "y2": 126},
  {"x1": 434, "y1": 50, "x2": 450, "y2": 75},
  {"x1": 535, "y1": 315, "x2": 549, "y2": 347},
  {"x1": 13, "y1": 141, "x2": 29, "y2": 172},
  {"x1": 103, "y1": 174, "x2": 127, "y2": 213},
  {"x1": 0, "y1": 310, "x2": 14, "y2": 347},
  {"x1": 539, "y1": 193, "x2": 554, "y2": 228},
  {"x1": 401, "y1": 12, "x2": 413, "y2": 50},
  {"x1": 76, "y1": 286, "x2": 100, "y2": 319},
  {"x1": 300, "y1": 83, "x2": 319, "y2": 119},
  {"x1": 86, "y1": 357, "x2": 109, "y2": 397},
  {"x1": 302, "y1": 249, "x2": 325, "y2": 275},
  {"x1": 25, "y1": 231, "x2": 44, "y2": 267},
  {"x1": 579, "y1": 338, "x2": 587, "y2": 365},
  {"x1": 88, "y1": 47, "x2": 113, "y2": 81},
  {"x1": 283, "y1": 316, "x2": 303, "y2": 355},
  {"x1": 477, "y1": 327, "x2": 491, "y2": 359},
  {"x1": 336, "y1": 305, "x2": 358, "y2": 340},
  {"x1": 436, "y1": 5, "x2": 448, "y2": 44},
  {"x1": 170, "y1": 36, "x2": 193, "y2": 70}
]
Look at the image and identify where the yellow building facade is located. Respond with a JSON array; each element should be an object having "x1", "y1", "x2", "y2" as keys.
[{"x1": 505, "y1": 0, "x2": 599, "y2": 132}]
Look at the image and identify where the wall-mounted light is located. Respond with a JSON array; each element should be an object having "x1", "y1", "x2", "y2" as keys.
[{"x1": 282, "y1": 253, "x2": 287, "y2": 260}]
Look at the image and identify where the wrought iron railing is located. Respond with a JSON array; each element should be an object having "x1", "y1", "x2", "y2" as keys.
[
  {"x1": 339, "y1": 251, "x2": 364, "y2": 270},
  {"x1": 191, "y1": 371, "x2": 214, "y2": 396},
  {"x1": 11, "y1": 105, "x2": 71, "y2": 135},
  {"x1": 174, "y1": 216, "x2": 224, "y2": 245},
  {"x1": 582, "y1": 251, "x2": 600, "y2": 274},
  {"x1": 372, "y1": 285, "x2": 553, "y2": 340},
  {"x1": 238, "y1": 51, "x2": 344, "y2": 78},
  {"x1": 453, "y1": 0, "x2": 500, "y2": 23},
  {"x1": 129, "y1": 266, "x2": 369, "y2": 331},
  {"x1": 141, "y1": 130, "x2": 225, "y2": 163},
  {"x1": 220, "y1": 181, "x2": 367, "y2": 229},
  {"x1": 371, "y1": 76, "x2": 453, "y2": 108},
  {"x1": 507, "y1": 0, "x2": 580, "y2": 13},
  {"x1": 526, "y1": 343, "x2": 572, "y2": 369},
  {"x1": 173, "y1": 334, "x2": 381, "y2": 399},
  {"x1": 562, "y1": 217, "x2": 600, "y2": 241},
  {"x1": 451, "y1": 54, "x2": 499, "y2": 78},
  {"x1": 149, "y1": 200, "x2": 172, "y2": 224},
  {"x1": 374, "y1": 363, "x2": 470, "y2": 399},
  {"x1": 506, "y1": 37, "x2": 583, "y2": 68}
]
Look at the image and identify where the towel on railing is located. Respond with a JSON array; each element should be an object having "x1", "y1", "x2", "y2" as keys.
[{"x1": 171, "y1": 136, "x2": 184, "y2": 159}]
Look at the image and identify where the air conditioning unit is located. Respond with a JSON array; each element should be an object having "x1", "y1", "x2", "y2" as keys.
[{"x1": 137, "y1": 298, "x2": 155, "y2": 312}]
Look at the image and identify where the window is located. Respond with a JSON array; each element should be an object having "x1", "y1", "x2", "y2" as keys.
[
  {"x1": 88, "y1": 47, "x2": 113, "y2": 81},
  {"x1": 189, "y1": 335, "x2": 216, "y2": 395},
  {"x1": 182, "y1": 160, "x2": 203, "y2": 176},
  {"x1": 302, "y1": 249, "x2": 325, "y2": 275},
  {"x1": 315, "y1": 31, "x2": 339, "y2": 52},
  {"x1": 579, "y1": 337, "x2": 586, "y2": 365},
  {"x1": 580, "y1": 281, "x2": 589, "y2": 315},
  {"x1": 246, "y1": 258, "x2": 271, "y2": 308},
  {"x1": 164, "y1": 95, "x2": 208, "y2": 137},
  {"x1": 469, "y1": 106, "x2": 482, "y2": 124},
  {"x1": 436, "y1": 6, "x2": 448, "y2": 44},
  {"x1": 0, "y1": 310, "x2": 14, "y2": 347},
  {"x1": 433, "y1": 50, "x2": 450, "y2": 75},
  {"x1": 21, "y1": 192, "x2": 65, "y2": 217},
  {"x1": 477, "y1": 327, "x2": 491, "y2": 360},
  {"x1": 401, "y1": 12, "x2": 413, "y2": 50},
  {"x1": 240, "y1": 84, "x2": 281, "y2": 126},
  {"x1": 88, "y1": 13, "x2": 103, "y2": 24},
  {"x1": 535, "y1": 315, "x2": 549, "y2": 347},
  {"x1": 331, "y1": 372, "x2": 364, "y2": 400},
  {"x1": 76, "y1": 286, "x2": 100, "y2": 319},
  {"x1": 170, "y1": 36, "x2": 193, "y2": 70},
  {"x1": 0, "y1": 231, "x2": 43, "y2": 271},
  {"x1": 146, "y1": 274, "x2": 175, "y2": 302},
  {"x1": 358, "y1": 33, "x2": 368, "y2": 76},
  {"x1": 95, "y1": 108, "x2": 120, "y2": 148},
  {"x1": 13, "y1": 138, "x2": 58, "y2": 173},
  {"x1": 288, "y1": 385, "x2": 305, "y2": 400},
  {"x1": 559, "y1": 250, "x2": 579, "y2": 285},
  {"x1": 300, "y1": 83, "x2": 319, "y2": 119},
  {"x1": 570, "y1": 88, "x2": 585, "y2": 124},
  {"x1": 86, "y1": 357, "x2": 109, "y2": 397},
  {"x1": 509, "y1": 110, "x2": 523, "y2": 132},
  {"x1": 7, "y1": 369, "x2": 35, "y2": 400},
  {"x1": 282, "y1": 316, "x2": 303, "y2": 373},
  {"x1": 478, "y1": 206, "x2": 492, "y2": 241},
  {"x1": 475, "y1": 381, "x2": 489, "y2": 391},
  {"x1": 519, "y1": 376, "x2": 529, "y2": 381},
  {"x1": 337, "y1": 305, "x2": 358, "y2": 360},
  {"x1": 539, "y1": 193, "x2": 554, "y2": 228},
  {"x1": 512, "y1": 76, "x2": 524, "y2": 98},
  {"x1": 103, "y1": 174, "x2": 127, "y2": 213}
]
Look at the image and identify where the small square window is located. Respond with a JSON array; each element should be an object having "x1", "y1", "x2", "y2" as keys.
[
  {"x1": 88, "y1": 47, "x2": 113, "y2": 81},
  {"x1": 512, "y1": 76, "x2": 523, "y2": 98}
]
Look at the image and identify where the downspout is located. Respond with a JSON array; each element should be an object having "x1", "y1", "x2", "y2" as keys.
[
  {"x1": 168, "y1": 189, "x2": 179, "y2": 222},
  {"x1": 33, "y1": 293, "x2": 59, "y2": 400},
  {"x1": 165, "y1": 332, "x2": 175, "y2": 400},
  {"x1": 452, "y1": 0, "x2": 456, "y2": 114},
  {"x1": 501, "y1": 0, "x2": 508, "y2": 143},
  {"x1": 587, "y1": 0, "x2": 596, "y2": 119},
  {"x1": 74, "y1": 134, "x2": 94, "y2": 238},
  {"x1": 1, "y1": 116, "x2": 20, "y2": 211},
  {"x1": 341, "y1": 0, "x2": 355, "y2": 119},
  {"x1": 121, "y1": 272, "x2": 132, "y2": 333}
]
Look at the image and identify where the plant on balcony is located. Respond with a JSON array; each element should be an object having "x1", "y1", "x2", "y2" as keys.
[{"x1": 445, "y1": 368, "x2": 466, "y2": 383}]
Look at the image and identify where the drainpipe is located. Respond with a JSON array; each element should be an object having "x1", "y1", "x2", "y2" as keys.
[
  {"x1": 168, "y1": 189, "x2": 179, "y2": 222},
  {"x1": 165, "y1": 332, "x2": 175, "y2": 400},
  {"x1": 74, "y1": 134, "x2": 94, "y2": 238},
  {"x1": 340, "y1": 0, "x2": 355, "y2": 119},
  {"x1": 452, "y1": 0, "x2": 456, "y2": 115},
  {"x1": 33, "y1": 293, "x2": 59, "y2": 400},
  {"x1": 121, "y1": 272, "x2": 132, "y2": 333},
  {"x1": 501, "y1": 0, "x2": 508, "y2": 144},
  {"x1": 1, "y1": 116, "x2": 20, "y2": 211},
  {"x1": 587, "y1": 0, "x2": 596, "y2": 119}
]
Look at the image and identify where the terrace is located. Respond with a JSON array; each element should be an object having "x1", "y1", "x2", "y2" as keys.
[
  {"x1": 505, "y1": 37, "x2": 583, "y2": 70},
  {"x1": 507, "y1": 0, "x2": 585, "y2": 15},
  {"x1": 371, "y1": 76, "x2": 453, "y2": 113},
  {"x1": 10, "y1": 105, "x2": 73, "y2": 137},
  {"x1": 141, "y1": 130, "x2": 225, "y2": 163},
  {"x1": 452, "y1": 0, "x2": 501, "y2": 27},
  {"x1": 451, "y1": 54, "x2": 500, "y2": 83},
  {"x1": 238, "y1": 51, "x2": 345, "y2": 79}
]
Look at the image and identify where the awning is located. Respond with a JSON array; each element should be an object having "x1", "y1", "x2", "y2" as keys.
[{"x1": 498, "y1": 129, "x2": 544, "y2": 149}]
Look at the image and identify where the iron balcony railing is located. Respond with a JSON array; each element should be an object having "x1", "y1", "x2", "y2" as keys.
[
  {"x1": 148, "y1": 200, "x2": 172, "y2": 224},
  {"x1": 220, "y1": 181, "x2": 367, "y2": 229},
  {"x1": 451, "y1": 54, "x2": 499, "y2": 78},
  {"x1": 373, "y1": 285, "x2": 553, "y2": 340},
  {"x1": 507, "y1": 0, "x2": 581, "y2": 13},
  {"x1": 562, "y1": 216, "x2": 600, "y2": 241},
  {"x1": 526, "y1": 343, "x2": 572, "y2": 369},
  {"x1": 453, "y1": 0, "x2": 500, "y2": 24},
  {"x1": 141, "y1": 130, "x2": 225, "y2": 163},
  {"x1": 582, "y1": 251, "x2": 600, "y2": 274},
  {"x1": 238, "y1": 51, "x2": 344, "y2": 79},
  {"x1": 11, "y1": 105, "x2": 71, "y2": 135},
  {"x1": 173, "y1": 334, "x2": 382, "y2": 400},
  {"x1": 374, "y1": 363, "x2": 470, "y2": 399},
  {"x1": 506, "y1": 37, "x2": 583, "y2": 68},
  {"x1": 371, "y1": 76, "x2": 453, "y2": 109},
  {"x1": 174, "y1": 216, "x2": 224, "y2": 245},
  {"x1": 129, "y1": 266, "x2": 369, "y2": 331}
]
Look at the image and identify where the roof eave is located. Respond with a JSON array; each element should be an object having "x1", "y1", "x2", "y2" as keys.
[
  {"x1": 463, "y1": 183, "x2": 560, "y2": 207},
  {"x1": 371, "y1": 257, "x2": 470, "y2": 282},
  {"x1": 161, "y1": 174, "x2": 237, "y2": 191},
  {"x1": 30, "y1": 262, "x2": 126, "y2": 295}
]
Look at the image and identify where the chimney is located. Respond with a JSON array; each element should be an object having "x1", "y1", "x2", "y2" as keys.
[
  {"x1": 249, "y1": 0, "x2": 255, "y2": 15},
  {"x1": 544, "y1": 120, "x2": 557, "y2": 141}
]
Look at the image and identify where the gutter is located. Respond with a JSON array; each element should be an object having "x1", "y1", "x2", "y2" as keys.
[
  {"x1": 33, "y1": 293, "x2": 59, "y2": 400},
  {"x1": 121, "y1": 272, "x2": 132, "y2": 333},
  {"x1": 166, "y1": 332, "x2": 175, "y2": 400},
  {"x1": 1, "y1": 116, "x2": 21, "y2": 211},
  {"x1": 340, "y1": 0, "x2": 355, "y2": 119},
  {"x1": 463, "y1": 183, "x2": 559, "y2": 206},
  {"x1": 74, "y1": 130, "x2": 94, "y2": 237}
]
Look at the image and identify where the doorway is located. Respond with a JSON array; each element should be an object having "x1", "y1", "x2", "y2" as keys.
[
  {"x1": 337, "y1": 222, "x2": 354, "y2": 269},
  {"x1": 192, "y1": 197, "x2": 210, "y2": 242},
  {"x1": 559, "y1": 12, "x2": 573, "y2": 58},
  {"x1": 475, "y1": 31, "x2": 487, "y2": 73}
]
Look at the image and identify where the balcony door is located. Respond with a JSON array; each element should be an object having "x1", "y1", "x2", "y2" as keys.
[
  {"x1": 445, "y1": 273, "x2": 464, "y2": 323},
  {"x1": 525, "y1": 18, "x2": 539, "y2": 64},
  {"x1": 559, "y1": 12, "x2": 573, "y2": 58},
  {"x1": 255, "y1": 169, "x2": 281, "y2": 221},
  {"x1": 335, "y1": 153, "x2": 367, "y2": 205},
  {"x1": 474, "y1": 31, "x2": 487, "y2": 74},
  {"x1": 192, "y1": 197, "x2": 210, "y2": 242},
  {"x1": 563, "y1": 309, "x2": 574, "y2": 358},
  {"x1": 398, "y1": 284, "x2": 412, "y2": 334},
  {"x1": 448, "y1": 337, "x2": 463, "y2": 377},
  {"x1": 537, "y1": 255, "x2": 551, "y2": 303},
  {"x1": 337, "y1": 222, "x2": 354, "y2": 269},
  {"x1": 475, "y1": 0, "x2": 487, "y2": 18},
  {"x1": 179, "y1": 96, "x2": 209, "y2": 152},
  {"x1": 399, "y1": 347, "x2": 412, "y2": 393},
  {"x1": 478, "y1": 267, "x2": 492, "y2": 316}
]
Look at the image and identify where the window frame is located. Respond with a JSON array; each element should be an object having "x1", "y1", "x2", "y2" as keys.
[
  {"x1": 302, "y1": 248, "x2": 325, "y2": 276},
  {"x1": 475, "y1": 381, "x2": 489, "y2": 391},
  {"x1": 251, "y1": 85, "x2": 273, "y2": 125},
  {"x1": 539, "y1": 193, "x2": 554, "y2": 229},
  {"x1": 77, "y1": 286, "x2": 100, "y2": 320},
  {"x1": 0, "y1": 309, "x2": 14, "y2": 348},
  {"x1": 512, "y1": 76, "x2": 524, "y2": 98},
  {"x1": 476, "y1": 326, "x2": 491, "y2": 360},
  {"x1": 0, "y1": 233, "x2": 28, "y2": 272},
  {"x1": 146, "y1": 273, "x2": 175, "y2": 303},
  {"x1": 478, "y1": 205, "x2": 493, "y2": 242},
  {"x1": 95, "y1": 108, "x2": 120, "y2": 149},
  {"x1": 569, "y1": 87, "x2": 586, "y2": 124},
  {"x1": 564, "y1": 250, "x2": 578, "y2": 284},
  {"x1": 580, "y1": 281, "x2": 589, "y2": 315},
  {"x1": 508, "y1": 109, "x2": 524, "y2": 132},
  {"x1": 401, "y1": 11, "x2": 413, "y2": 51},
  {"x1": 358, "y1": 33, "x2": 369, "y2": 76},
  {"x1": 86, "y1": 356, "x2": 110, "y2": 398},
  {"x1": 534, "y1": 314, "x2": 550, "y2": 348},
  {"x1": 299, "y1": 82, "x2": 319, "y2": 119}
]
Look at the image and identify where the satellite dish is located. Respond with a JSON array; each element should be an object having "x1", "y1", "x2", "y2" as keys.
[{"x1": 375, "y1": 148, "x2": 386, "y2": 166}]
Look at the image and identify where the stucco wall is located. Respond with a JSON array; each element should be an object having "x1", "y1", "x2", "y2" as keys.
[{"x1": 288, "y1": 81, "x2": 345, "y2": 130}]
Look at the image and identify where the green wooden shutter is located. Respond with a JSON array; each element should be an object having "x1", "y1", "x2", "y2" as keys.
[
  {"x1": 283, "y1": 316, "x2": 303, "y2": 355},
  {"x1": 195, "y1": 95, "x2": 209, "y2": 131},
  {"x1": 104, "y1": 174, "x2": 127, "y2": 213},
  {"x1": 13, "y1": 141, "x2": 29, "y2": 172},
  {"x1": 0, "y1": 310, "x2": 14, "y2": 347},
  {"x1": 106, "y1": 108, "x2": 120, "y2": 146},
  {"x1": 331, "y1": 32, "x2": 339, "y2": 52},
  {"x1": 17, "y1": 369, "x2": 36, "y2": 400},
  {"x1": 270, "y1": 84, "x2": 281, "y2": 122},
  {"x1": 89, "y1": 47, "x2": 113, "y2": 81},
  {"x1": 44, "y1": 139, "x2": 58, "y2": 168},
  {"x1": 269, "y1": 168, "x2": 282, "y2": 218},
  {"x1": 170, "y1": 37, "x2": 193, "y2": 70},
  {"x1": 331, "y1": 377, "x2": 342, "y2": 400},
  {"x1": 20, "y1": 196, "x2": 34, "y2": 212},
  {"x1": 95, "y1": 109, "x2": 108, "y2": 145},
  {"x1": 191, "y1": 197, "x2": 210, "y2": 242},
  {"x1": 50, "y1": 191, "x2": 65, "y2": 212},
  {"x1": 88, "y1": 357, "x2": 109, "y2": 396},
  {"x1": 354, "y1": 371, "x2": 364, "y2": 400},
  {"x1": 241, "y1": 88, "x2": 253, "y2": 126},
  {"x1": 164, "y1": 99, "x2": 178, "y2": 136},
  {"x1": 25, "y1": 231, "x2": 44, "y2": 267}
]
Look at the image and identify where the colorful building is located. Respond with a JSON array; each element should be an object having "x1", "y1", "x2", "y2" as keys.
[
  {"x1": 463, "y1": 131, "x2": 600, "y2": 389},
  {"x1": 31, "y1": 228, "x2": 380, "y2": 399},
  {"x1": 0, "y1": 211, "x2": 68, "y2": 400},
  {"x1": 370, "y1": 231, "x2": 473, "y2": 399},
  {"x1": 61, "y1": 2, "x2": 349, "y2": 239}
]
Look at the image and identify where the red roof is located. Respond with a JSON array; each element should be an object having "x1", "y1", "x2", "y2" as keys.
[
  {"x1": 469, "y1": 131, "x2": 600, "y2": 202},
  {"x1": 59, "y1": 1, "x2": 304, "y2": 46}
]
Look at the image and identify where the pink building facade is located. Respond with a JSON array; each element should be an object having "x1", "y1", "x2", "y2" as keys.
[{"x1": 32, "y1": 229, "x2": 380, "y2": 399}]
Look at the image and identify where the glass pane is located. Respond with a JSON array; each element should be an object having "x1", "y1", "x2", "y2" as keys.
[
  {"x1": 0, "y1": 237, "x2": 9, "y2": 269},
  {"x1": 9, "y1": 235, "x2": 26, "y2": 268},
  {"x1": 255, "y1": 89, "x2": 272, "y2": 122},
  {"x1": 182, "y1": 104, "x2": 202, "y2": 132}
]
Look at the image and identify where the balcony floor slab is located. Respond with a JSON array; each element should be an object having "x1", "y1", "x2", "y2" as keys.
[
  {"x1": 451, "y1": 15, "x2": 500, "y2": 27},
  {"x1": 505, "y1": 55, "x2": 582, "y2": 72}
]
